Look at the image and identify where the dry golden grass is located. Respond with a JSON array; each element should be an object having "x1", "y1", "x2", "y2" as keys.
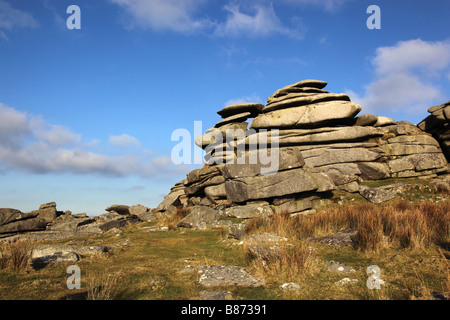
[
  {"x1": 247, "y1": 199, "x2": 449, "y2": 253},
  {"x1": 85, "y1": 271, "x2": 121, "y2": 300},
  {"x1": 0, "y1": 239, "x2": 35, "y2": 272},
  {"x1": 159, "y1": 206, "x2": 191, "y2": 230},
  {"x1": 244, "y1": 239, "x2": 317, "y2": 284}
]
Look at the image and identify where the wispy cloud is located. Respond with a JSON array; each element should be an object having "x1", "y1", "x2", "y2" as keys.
[
  {"x1": 109, "y1": 133, "x2": 141, "y2": 149},
  {"x1": 0, "y1": 103, "x2": 185, "y2": 178},
  {"x1": 214, "y1": 3, "x2": 304, "y2": 40},
  {"x1": 109, "y1": 0, "x2": 210, "y2": 33},
  {"x1": 108, "y1": 0, "x2": 305, "y2": 40},
  {"x1": 0, "y1": 0, "x2": 39, "y2": 40},
  {"x1": 346, "y1": 39, "x2": 450, "y2": 117}
]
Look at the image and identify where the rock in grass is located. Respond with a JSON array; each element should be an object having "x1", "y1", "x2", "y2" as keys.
[
  {"x1": 334, "y1": 278, "x2": 359, "y2": 286},
  {"x1": 177, "y1": 206, "x2": 221, "y2": 229},
  {"x1": 309, "y1": 229, "x2": 358, "y2": 247},
  {"x1": 279, "y1": 282, "x2": 302, "y2": 291},
  {"x1": 198, "y1": 265, "x2": 264, "y2": 287},
  {"x1": 359, "y1": 185, "x2": 396, "y2": 204},
  {"x1": 326, "y1": 261, "x2": 355, "y2": 273}
]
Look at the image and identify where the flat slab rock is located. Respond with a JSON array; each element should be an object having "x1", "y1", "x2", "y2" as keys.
[
  {"x1": 309, "y1": 229, "x2": 358, "y2": 247},
  {"x1": 198, "y1": 265, "x2": 264, "y2": 287}
]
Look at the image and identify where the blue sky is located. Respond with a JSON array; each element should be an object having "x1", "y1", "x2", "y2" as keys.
[{"x1": 0, "y1": 0, "x2": 449, "y2": 215}]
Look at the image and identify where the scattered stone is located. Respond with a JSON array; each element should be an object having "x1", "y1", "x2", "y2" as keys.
[
  {"x1": 326, "y1": 261, "x2": 355, "y2": 273},
  {"x1": 334, "y1": 278, "x2": 359, "y2": 286},
  {"x1": 309, "y1": 229, "x2": 358, "y2": 247},
  {"x1": 198, "y1": 265, "x2": 264, "y2": 287},
  {"x1": 179, "y1": 265, "x2": 196, "y2": 274},
  {"x1": 279, "y1": 282, "x2": 302, "y2": 291},
  {"x1": 143, "y1": 226, "x2": 169, "y2": 232},
  {"x1": 227, "y1": 223, "x2": 247, "y2": 240}
]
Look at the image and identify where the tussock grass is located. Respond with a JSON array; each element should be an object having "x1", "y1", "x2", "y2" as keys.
[
  {"x1": 85, "y1": 271, "x2": 121, "y2": 300},
  {"x1": 159, "y1": 206, "x2": 191, "y2": 230},
  {"x1": 0, "y1": 239, "x2": 35, "y2": 272},
  {"x1": 244, "y1": 239, "x2": 317, "y2": 284},
  {"x1": 247, "y1": 199, "x2": 449, "y2": 253}
]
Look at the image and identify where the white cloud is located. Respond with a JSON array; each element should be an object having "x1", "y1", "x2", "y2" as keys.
[
  {"x1": 0, "y1": 0, "x2": 39, "y2": 39},
  {"x1": 347, "y1": 39, "x2": 450, "y2": 116},
  {"x1": 0, "y1": 103, "x2": 182, "y2": 178},
  {"x1": 0, "y1": 103, "x2": 31, "y2": 149},
  {"x1": 215, "y1": 3, "x2": 303, "y2": 40},
  {"x1": 109, "y1": 0, "x2": 210, "y2": 33},
  {"x1": 109, "y1": 0, "x2": 304, "y2": 40},
  {"x1": 109, "y1": 133, "x2": 141, "y2": 149}
]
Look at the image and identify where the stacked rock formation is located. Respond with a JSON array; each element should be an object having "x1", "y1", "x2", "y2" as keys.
[
  {"x1": 418, "y1": 101, "x2": 450, "y2": 161},
  {"x1": 195, "y1": 102, "x2": 264, "y2": 165},
  {"x1": 157, "y1": 80, "x2": 449, "y2": 218}
]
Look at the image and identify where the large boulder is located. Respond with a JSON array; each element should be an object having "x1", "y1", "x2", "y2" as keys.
[
  {"x1": 217, "y1": 103, "x2": 264, "y2": 118},
  {"x1": 263, "y1": 92, "x2": 351, "y2": 112},
  {"x1": 239, "y1": 126, "x2": 384, "y2": 147},
  {"x1": 224, "y1": 202, "x2": 274, "y2": 219},
  {"x1": 224, "y1": 168, "x2": 335, "y2": 203},
  {"x1": 221, "y1": 146, "x2": 305, "y2": 178},
  {"x1": 0, "y1": 208, "x2": 47, "y2": 235},
  {"x1": 36, "y1": 202, "x2": 58, "y2": 223},
  {"x1": 129, "y1": 204, "x2": 156, "y2": 221},
  {"x1": 177, "y1": 206, "x2": 221, "y2": 229},
  {"x1": 250, "y1": 101, "x2": 362, "y2": 129},
  {"x1": 105, "y1": 204, "x2": 130, "y2": 215}
]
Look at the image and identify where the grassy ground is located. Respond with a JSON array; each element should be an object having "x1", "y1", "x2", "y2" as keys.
[{"x1": 0, "y1": 179, "x2": 449, "y2": 300}]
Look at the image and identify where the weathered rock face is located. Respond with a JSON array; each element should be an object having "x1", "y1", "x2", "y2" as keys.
[
  {"x1": 157, "y1": 79, "x2": 449, "y2": 218},
  {"x1": 1, "y1": 202, "x2": 145, "y2": 241},
  {"x1": 418, "y1": 101, "x2": 450, "y2": 161},
  {"x1": 0, "y1": 208, "x2": 47, "y2": 235},
  {"x1": 224, "y1": 168, "x2": 334, "y2": 203},
  {"x1": 177, "y1": 206, "x2": 222, "y2": 229}
]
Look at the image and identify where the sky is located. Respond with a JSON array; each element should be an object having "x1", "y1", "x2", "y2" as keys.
[{"x1": 0, "y1": 0, "x2": 449, "y2": 216}]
